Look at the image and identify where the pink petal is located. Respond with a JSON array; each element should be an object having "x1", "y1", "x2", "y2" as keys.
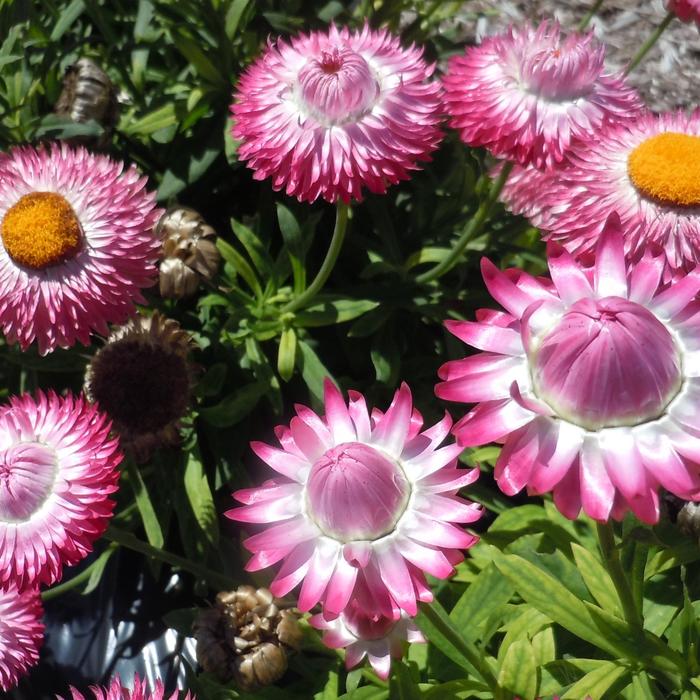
[{"x1": 593, "y1": 214, "x2": 628, "y2": 298}]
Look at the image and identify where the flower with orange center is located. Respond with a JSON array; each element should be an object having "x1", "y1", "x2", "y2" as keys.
[
  {"x1": 531, "y1": 110, "x2": 700, "y2": 272},
  {"x1": 0, "y1": 143, "x2": 161, "y2": 354}
]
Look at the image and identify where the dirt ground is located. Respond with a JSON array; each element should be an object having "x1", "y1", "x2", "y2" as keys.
[{"x1": 445, "y1": 0, "x2": 700, "y2": 112}]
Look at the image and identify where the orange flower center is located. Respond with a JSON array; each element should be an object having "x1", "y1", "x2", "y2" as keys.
[
  {"x1": 628, "y1": 132, "x2": 700, "y2": 207},
  {"x1": 1, "y1": 192, "x2": 82, "y2": 269}
]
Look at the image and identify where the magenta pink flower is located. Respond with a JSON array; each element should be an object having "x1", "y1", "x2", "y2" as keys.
[
  {"x1": 532, "y1": 110, "x2": 700, "y2": 273},
  {"x1": 231, "y1": 23, "x2": 443, "y2": 203},
  {"x1": 436, "y1": 216, "x2": 700, "y2": 523},
  {"x1": 310, "y1": 574, "x2": 425, "y2": 680},
  {"x1": 443, "y1": 21, "x2": 642, "y2": 168},
  {"x1": 0, "y1": 143, "x2": 161, "y2": 354},
  {"x1": 667, "y1": 0, "x2": 700, "y2": 23},
  {"x1": 63, "y1": 674, "x2": 194, "y2": 699},
  {"x1": 0, "y1": 391, "x2": 121, "y2": 589},
  {"x1": 0, "y1": 582, "x2": 43, "y2": 691},
  {"x1": 227, "y1": 380, "x2": 481, "y2": 618}
]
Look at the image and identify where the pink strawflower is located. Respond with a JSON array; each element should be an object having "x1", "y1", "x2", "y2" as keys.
[
  {"x1": 0, "y1": 391, "x2": 121, "y2": 589},
  {"x1": 310, "y1": 575, "x2": 425, "y2": 680},
  {"x1": 0, "y1": 582, "x2": 43, "y2": 692},
  {"x1": 0, "y1": 143, "x2": 161, "y2": 354},
  {"x1": 667, "y1": 0, "x2": 700, "y2": 23},
  {"x1": 436, "y1": 216, "x2": 700, "y2": 524},
  {"x1": 534, "y1": 110, "x2": 700, "y2": 273},
  {"x1": 231, "y1": 24, "x2": 443, "y2": 203},
  {"x1": 443, "y1": 21, "x2": 643, "y2": 169},
  {"x1": 62, "y1": 674, "x2": 194, "y2": 699},
  {"x1": 227, "y1": 380, "x2": 481, "y2": 618}
]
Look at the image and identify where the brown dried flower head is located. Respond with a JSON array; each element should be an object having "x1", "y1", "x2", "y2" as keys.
[
  {"x1": 193, "y1": 585, "x2": 302, "y2": 691},
  {"x1": 156, "y1": 207, "x2": 221, "y2": 299},
  {"x1": 85, "y1": 311, "x2": 196, "y2": 462}
]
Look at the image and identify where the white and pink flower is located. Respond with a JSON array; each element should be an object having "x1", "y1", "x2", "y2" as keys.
[{"x1": 63, "y1": 674, "x2": 194, "y2": 699}]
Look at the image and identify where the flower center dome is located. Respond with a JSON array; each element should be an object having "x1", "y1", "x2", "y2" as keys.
[
  {"x1": 297, "y1": 47, "x2": 379, "y2": 125},
  {"x1": 530, "y1": 296, "x2": 682, "y2": 430},
  {"x1": 1, "y1": 192, "x2": 82, "y2": 269},
  {"x1": 628, "y1": 132, "x2": 700, "y2": 207},
  {"x1": 306, "y1": 442, "x2": 410, "y2": 542},
  {"x1": 0, "y1": 442, "x2": 57, "y2": 522}
]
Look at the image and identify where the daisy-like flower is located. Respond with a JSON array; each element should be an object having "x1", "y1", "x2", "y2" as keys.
[
  {"x1": 0, "y1": 583, "x2": 44, "y2": 692},
  {"x1": 435, "y1": 217, "x2": 700, "y2": 524},
  {"x1": 310, "y1": 575, "x2": 425, "y2": 680},
  {"x1": 443, "y1": 21, "x2": 643, "y2": 169},
  {"x1": 667, "y1": 0, "x2": 700, "y2": 23},
  {"x1": 63, "y1": 674, "x2": 194, "y2": 700},
  {"x1": 227, "y1": 380, "x2": 481, "y2": 618},
  {"x1": 0, "y1": 143, "x2": 160, "y2": 354},
  {"x1": 85, "y1": 312, "x2": 196, "y2": 462},
  {"x1": 231, "y1": 23, "x2": 443, "y2": 203},
  {"x1": 0, "y1": 391, "x2": 121, "y2": 589},
  {"x1": 537, "y1": 110, "x2": 700, "y2": 272}
]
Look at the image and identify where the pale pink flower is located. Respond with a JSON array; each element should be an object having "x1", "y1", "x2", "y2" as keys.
[
  {"x1": 0, "y1": 582, "x2": 43, "y2": 691},
  {"x1": 0, "y1": 391, "x2": 121, "y2": 589},
  {"x1": 534, "y1": 110, "x2": 700, "y2": 273},
  {"x1": 443, "y1": 21, "x2": 643, "y2": 168},
  {"x1": 0, "y1": 143, "x2": 161, "y2": 354},
  {"x1": 436, "y1": 216, "x2": 700, "y2": 523},
  {"x1": 667, "y1": 0, "x2": 700, "y2": 23},
  {"x1": 310, "y1": 575, "x2": 425, "y2": 680},
  {"x1": 62, "y1": 674, "x2": 194, "y2": 699},
  {"x1": 231, "y1": 24, "x2": 443, "y2": 203},
  {"x1": 227, "y1": 380, "x2": 481, "y2": 618}
]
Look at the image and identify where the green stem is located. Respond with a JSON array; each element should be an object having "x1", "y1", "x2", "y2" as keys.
[
  {"x1": 281, "y1": 202, "x2": 349, "y2": 314},
  {"x1": 419, "y1": 602, "x2": 498, "y2": 691},
  {"x1": 104, "y1": 525, "x2": 235, "y2": 591},
  {"x1": 41, "y1": 544, "x2": 118, "y2": 602},
  {"x1": 578, "y1": 0, "x2": 605, "y2": 30},
  {"x1": 596, "y1": 522, "x2": 644, "y2": 633},
  {"x1": 625, "y1": 11, "x2": 674, "y2": 75},
  {"x1": 416, "y1": 162, "x2": 514, "y2": 284}
]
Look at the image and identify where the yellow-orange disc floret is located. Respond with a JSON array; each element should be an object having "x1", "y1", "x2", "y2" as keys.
[
  {"x1": 628, "y1": 132, "x2": 700, "y2": 207},
  {"x1": 1, "y1": 192, "x2": 82, "y2": 269}
]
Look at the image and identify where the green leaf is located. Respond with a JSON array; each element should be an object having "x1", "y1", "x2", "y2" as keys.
[
  {"x1": 496, "y1": 639, "x2": 538, "y2": 700},
  {"x1": 629, "y1": 672, "x2": 665, "y2": 700},
  {"x1": 561, "y1": 661, "x2": 629, "y2": 699},
  {"x1": 126, "y1": 460, "x2": 164, "y2": 549},
  {"x1": 171, "y1": 29, "x2": 226, "y2": 85},
  {"x1": 231, "y1": 218, "x2": 275, "y2": 281},
  {"x1": 225, "y1": 0, "x2": 250, "y2": 38},
  {"x1": 216, "y1": 237, "x2": 263, "y2": 298},
  {"x1": 339, "y1": 688, "x2": 388, "y2": 700},
  {"x1": 422, "y1": 680, "x2": 490, "y2": 699},
  {"x1": 163, "y1": 607, "x2": 198, "y2": 636},
  {"x1": 196, "y1": 363, "x2": 227, "y2": 397},
  {"x1": 391, "y1": 663, "x2": 421, "y2": 700},
  {"x1": 183, "y1": 448, "x2": 219, "y2": 549},
  {"x1": 498, "y1": 606, "x2": 551, "y2": 665},
  {"x1": 50, "y1": 0, "x2": 86, "y2": 40},
  {"x1": 199, "y1": 382, "x2": 267, "y2": 427},
  {"x1": 315, "y1": 669, "x2": 339, "y2": 700},
  {"x1": 571, "y1": 542, "x2": 621, "y2": 615},
  {"x1": 531, "y1": 626, "x2": 556, "y2": 666},
  {"x1": 122, "y1": 103, "x2": 179, "y2": 136},
  {"x1": 295, "y1": 298, "x2": 379, "y2": 328},
  {"x1": 297, "y1": 340, "x2": 336, "y2": 405},
  {"x1": 82, "y1": 545, "x2": 118, "y2": 595},
  {"x1": 277, "y1": 203, "x2": 306, "y2": 294},
  {"x1": 277, "y1": 327, "x2": 297, "y2": 382}
]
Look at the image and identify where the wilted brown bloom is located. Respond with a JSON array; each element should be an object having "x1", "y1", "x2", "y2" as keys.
[
  {"x1": 193, "y1": 585, "x2": 302, "y2": 691},
  {"x1": 678, "y1": 501, "x2": 700, "y2": 541},
  {"x1": 54, "y1": 58, "x2": 118, "y2": 143},
  {"x1": 156, "y1": 207, "x2": 220, "y2": 299},
  {"x1": 85, "y1": 311, "x2": 196, "y2": 462}
]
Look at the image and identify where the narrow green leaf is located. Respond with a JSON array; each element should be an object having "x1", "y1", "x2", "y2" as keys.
[
  {"x1": 216, "y1": 237, "x2": 263, "y2": 298},
  {"x1": 199, "y1": 382, "x2": 267, "y2": 427},
  {"x1": 183, "y1": 449, "x2": 219, "y2": 549},
  {"x1": 171, "y1": 29, "x2": 225, "y2": 85},
  {"x1": 277, "y1": 327, "x2": 297, "y2": 382},
  {"x1": 82, "y1": 545, "x2": 118, "y2": 595},
  {"x1": 297, "y1": 340, "x2": 337, "y2": 405},
  {"x1": 277, "y1": 203, "x2": 306, "y2": 294},
  {"x1": 571, "y1": 542, "x2": 621, "y2": 615},
  {"x1": 295, "y1": 298, "x2": 379, "y2": 328},
  {"x1": 498, "y1": 606, "x2": 551, "y2": 665},
  {"x1": 231, "y1": 218, "x2": 274, "y2": 280},
  {"x1": 391, "y1": 663, "x2": 421, "y2": 700},
  {"x1": 121, "y1": 103, "x2": 178, "y2": 136},
  {"x1": 315, "y1": 669, "x2": 339, "y2": 700},
  {"x1": 50, "y1": 0, "x2": 86, "y2": 40},
  {"x1": 225, "y1": 0, "x2": 250, "y2": 38},
  {"x1": 629, "y1": 672, "x2": 665, "y2": 700},
  {"x1": 531, "y1": 626, "x2": 556, "y2": 666},
  {"x1": 497, "y1": 639, "x2": 538, "y2": 700},
  {"x1": 561, "y1": 661, "x2": 629, "y2": 699},
  {"x1": 125, "y1": 459, "x2": 164, "y2": 549}
]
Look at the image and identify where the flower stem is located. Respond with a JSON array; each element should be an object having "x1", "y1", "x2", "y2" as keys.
[
  {"x1": 595, "y1": 522, "x2": 644, "y2": 632},
  {"x1": 625, "y1": 11, "x2": 674, "y2": 75},
  {"x1": 578, "y1": 0, "x2": 605, "y2": 30},
  {"x1": 104, "y1": 525, "x2": 236, "y2": 591},
  {"x1": 416, "y1": 161, "x2": 514, "y2": 284},
  {"x1": 282, "y1": 202, "x2": 350, "y2": 314}
]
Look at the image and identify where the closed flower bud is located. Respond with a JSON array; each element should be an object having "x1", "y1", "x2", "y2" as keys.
[
  {"x1": 156, "y1": 207, "x2": 220, "y2": 299},
  {"x1": 193, "y1": 586, "x2": 302, "y2": 690}
]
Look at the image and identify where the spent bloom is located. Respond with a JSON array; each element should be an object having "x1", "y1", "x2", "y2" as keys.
[
  {"x1": 0, "y1": 391, "x2": 121, "y2": 589},
  {"x1": 667, "y1": 0, "x2": 700, "y2": 23},
  {"x1": 231, "y1": 23, "x2": 442, "y2": 203},
  {"x1": 443, "y1": 21, "x2": 643, "y2": 168},
  {"x1": 531, "y1": 110, "x2": 700, "y2": 273},
  {"x1": 0, "y1": 583, "x2": 44, "y2": 692},
  {"x1": 310, "y1": 575, "x2": 425, "y2": 680},
  {"x1": 227, "y1": 380, "x2": 481, "y2": 618},
  {"x1": 0, "y1": 143, "x2": 160, "y2": 354},
  {"x1": 436, "y1": 218, "x2": 700, "y2": 524},
  {"x1": 62, "y1": 674, "x2": 194, "y2": 700}
]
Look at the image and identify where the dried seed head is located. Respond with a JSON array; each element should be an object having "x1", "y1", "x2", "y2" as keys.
[
  {"x1": 85, "y1": 312, "x2": 196, "y2": 462},
  {"x1": 678, "y1": 501, "x2": 700, "y2": 541},
  {"x1": 193, "y1": 585, "x2": 302, "y2": 690},
  {"x1": 55, "y1": 58, "x2": 118, "y2": 141},
  {"x1": 156, "y1": 207, "x2": 220, "y2": 299}
]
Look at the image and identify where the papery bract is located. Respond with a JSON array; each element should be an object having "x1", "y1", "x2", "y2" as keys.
[{"x1": 62, "y1": 674, "x2": 194, "y2": 699}]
